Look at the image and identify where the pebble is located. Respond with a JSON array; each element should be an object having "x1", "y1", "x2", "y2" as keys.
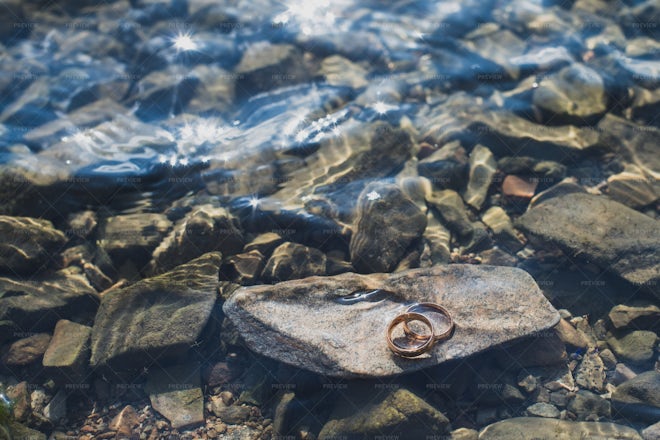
[
  {"x1": 463, "y1": 145, "x2": 496, "y2": 210},
  {"x1": 526, "y1": 402, "x2": 560, "y2": 418}
]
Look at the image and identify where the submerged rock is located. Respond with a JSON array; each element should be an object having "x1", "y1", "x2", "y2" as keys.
[
  {"x1": 350, "y1": 182, "x2": 427, "y2": 273},
  {"x1": 607, "y1": 331, "x2": 658, "y2": 364},
  {"x1": 90, "y1": 253, "x2": 221, "y2": 374},
  {"x1": 98, "y1": 213, "x2": 172, "y2": 265},
  {"x1": 479, "y1": 417, "x2": 642, "y2": 439},
  {"x1": 612, "y1": 371, "x2": 660, "y2": 422},
  {"x1": 42, "y1": 319, "x2": 91, "y2": 386},
  {"x1": 517, "y1": 193, "x2": 660, "y2": 295},
  {"x1": 223, "y1": 265, "x2": 559, "y2": 378},
  {"x1": 262, "y1": 242, "x2": 326, "y2": 282},
  {"x1": 0, "y1": 216, "x2": 67, "y2": 274},
  {"x1": 145, "y1": 363, "x2": 204, "y2": 430},
  {"x1": 463, "y1": 145, "x2": 496, "y2": 211}
]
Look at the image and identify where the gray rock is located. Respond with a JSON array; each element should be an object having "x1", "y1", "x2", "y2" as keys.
[
  {"x1": 607, "y1": 331, "x2": 658, "y2": 364},
  {"x1": 481, "y1": 206, "x2": 523, "y2": 252},
  {"x1": 243, "y1": 233, "x2": 284, "y2": 257},
  {"x1": 526, "y1": 402, "x2": 560, "y2": 418},
  {"x1": 42, "y1": 320, "x2": 91, "y2": 386},
  {"x1": 427, "y1": 189, "x2": 473, "y2": 238},
  {"x1": 145, "y1": 363, "x2": 204, "y2": 430},
  {"x1": 90, "y1": 253, "x2": 221, "y2": 373},
  {"x1": 223, "y1": 265, "x2": 559, "y2": 378},
  {"x1": 98, "y1": 213, "x2": 172, "y2": 264},
  {"x1": 451, "y1": 427, "x2": 479, "y2": 440},
  {"x1": 567, "y1": 390, "x2": 611, "y2": 420},
  {"x1": 318, "y1": 387, "x2": 449, "y2": 439},
  {"x1": 0, "y1": 216, "x2": 67, "y2": 274},
  {"x1": 528, "y1": 178, "x2": 586, "y2": 209},
  {"x1": 600, "y1": 349, "x2": 618, "y2": 370},
  {"x1": 642, "y1": 421, "x2": 660, "y2": 440},
  {"x1": 262, "y1": 242, "x2": 326, "y2": 282},
  {"x1": 478, "y1": 417, "x2": 642, "y2": 439},
  {"x1": 614, "y1": 363, "x2": 638, "y2": 385},
  {"x1": 213, "y1": 404, "x2": 252, "y2": 425},
  {"x1": 554, "y1": 319, "x2": 590, "y2": 350},
  {"x1": 0, "y1": 268, "x2": 99, "y2": 333},
  {"x1": 417, "y1": 141, "x2": 468, "y2": 191},
  {"x1": 149, "y1": 204, "x2": 243, "y2": 274},
  {"x1": 612, "y1": 371, "x2": 660, "y2": 422},
  {"x1": 221, "y1": 250, "x2": 265, "y2": 285},
  {"x1": 350, "y1": 182, "x2": 427, "y2": 273},
  {"x1": 609, "y1": 304, "x2": 660, "y2": 331},
  {"x1": 517, "y1": 193, "x2": 660, "y2": 295},
  {"x1": 533, "y1": 64, "x2": 607, "y2": 122},
  {"x1": 463, "y1": 145, "x2": 496, "y2": 210},
  {"x1": 422, "y1": 212, "x2": 452, "y2": 265},
  {"x1": 43, "y1": 389, "x2": 66, "y2": 422},
  {"x1": 575, "y1": 350, "x2": 605, "y2": 392},
  {"x1": 607, "y1": 167, "x2": 658, "y2": 208}
]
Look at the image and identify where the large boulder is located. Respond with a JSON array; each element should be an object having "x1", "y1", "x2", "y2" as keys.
[{"x1": 478, "y1": 417, "x2": 642, "y2": 439}]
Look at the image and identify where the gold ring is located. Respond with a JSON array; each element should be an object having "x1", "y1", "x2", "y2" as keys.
[
  {"x1": 403, "y1": 303, "x2": 455, "y2": 342},
  {"x1": 386, "y1": 312, "x2": 435, "y2": 358}
]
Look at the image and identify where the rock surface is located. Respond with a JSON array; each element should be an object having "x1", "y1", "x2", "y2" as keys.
[
  {"x1": 42, "y1": 319, "x2": 91, "y2": 385},
  {"x1": 262, "y1": 242, "x2": 326, "y2": 282},
  {"x1": 478, "y1": 417, "x2": 642, "y2": 439},
  {"x1": 145, "y1": 363, "x2": 204, "y2": 430},
  {"x1": 0, "y1": 216, "x2": 67, "y2": 274},
  {"x1": 350, "y1": 182, "x2": 427, "y2": 273},
  {"x1": 517, "y1": 193, "x2": 660, "y2": 294},
  {"x1": 90, "y1": 253, "x2": 221, "y2": 373},
  {"x1": 223, "y1": 265, "x2": 559, "y2": 377},
  {"x1": 463, "y1": 145, "x2": 496, "y2": 210},
  {"x1": 607, "y1": 331, "x2": 658, "y2": 364}
]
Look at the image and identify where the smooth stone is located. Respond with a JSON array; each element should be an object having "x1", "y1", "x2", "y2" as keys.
[
  {"x1": 607, "y1": 167, "x2": 658, "y2": 208},
  {"x1": 567, "y1": 390, "x2": 611, "y2": 420},
  {"x1": 98, "y1": 213, "x2": 172, "y2": 263},
  {"x1": 502, "y1": 175, "x2": 538, "y2": 200},
  {"x1": 223, "y1": 265, "x2": 559, "y2": 378},
  {"x1": 526, "y1": 402, "x2": 560, "y2": 418},
  {"x1": 42, "y1": 320, "x2": 91, "y2": 386},
  {"x1": 318, "y1": 55, "x2": 368, "y2": 89},
  {"x1": 481, "y1": 206, "x2": 524, "y2": 252},
  {"x1": 318, "y1": 387, "x2": 449, "y2": 440},
  {"x1": 451, "y1": 427, "x2": 479, "y2": 440},
  {"x1": 0, "y1": 268, "x2": 99, "y2": 333},
  {"x1": 90, "y1": 253, "x2": 221, "y2": 373},
  {"x1": 109, "y1": 405, "x2": 139, "y2": 437},
  {"x1": 146, "y1": 363, "x2": 204, "y2": 430},
  {"x1": 464, "y1": 145, "x2": 496, "y2": 210},
  {"x1": 262, "y1": 242, "x2": 326, "y2": 282},
  {"x1": 533, "y1": 64, "x2": 607, "y2": 122},
  {"x1": 554, "y1": 319, "x2": 591, "y2": 350},
  {"x1": 417, "y1": 141, "x2": 468, "y2": 191},
  {"x1": 220, "y1": 250, "x2": 265, "y2": 285},
  {"x1": 1, "y1": 333, "x2": 51, "y2": 367},
  {"x1": 423, "y1": 212, "x2": 452, "y2": 265},
  {"x1": 528, "y1": 178, "x2": 586, "y2": 208},
  {"x1": 609, "y1": 304, "x2": 660, "y2": 331},
  {"x1": 43, "y1": 389, "x2": 66, "y2": 422},
  {"x1": 478, "y1": 417, "x2": 642, "y2": 439},
  {"x1": 517, "y1": 193, "x2": 660, "y2": 295},
  {"x1": 148, "y1": 204, "x2": 243, "y2": 274},
  {"x1": 575, "y1": 349, "x2": 605, "y2": 392},
  {"x1": 642, "y1": 421, "x2": 660, "y2": 440},
  {"x1": 0, "y1": 216, "x2": 67, "y2": 274},
  {"x1": 612, "y1": 371, "x2": 660, "y2": 422},
  {"x1": 479, "y1": 248, "x2": 517, "y2": 267},
  {"x1": 600, "y1": 349, "x2": 618, "y2": 370},
  {"x1": 607, "y1": 331, "x2": 658, "y2": 364},
  {"x1": 614, "y1": 363, "x2": 638, "y2": 385},
  {"x1": 427, "y1": 189, "x2": 473, "y2": 238},
  {"x1": 243, "y1": 233, "x2": 284, "y2": 257},
  {"x1": 213, "y1": 404, "x2": 252, "y2": 425},
  {"x1": 350, "y1": 182, "x2": 427, "y2": 273}
]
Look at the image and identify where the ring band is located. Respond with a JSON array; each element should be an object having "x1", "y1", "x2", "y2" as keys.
[
  {"x1": 386, "y1": 312, "x2": 435, "y2": 358},
  {"x1": 403, "y1": 303, "x2": 455, "y2": 342}
]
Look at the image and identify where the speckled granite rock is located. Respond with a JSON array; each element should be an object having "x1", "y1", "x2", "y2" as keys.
[
  {"x1": 517, "y1": 193, "x2": 660, "y2": 295},
  {"x1": 479, "y1": 417, "x2": 642, "y2": 439},
  {"x1": 0, "y1": 215, "x2": 66, "y2": 274},
  {"x1": 90, "y1": 253, "x2": 221, "y2": 373},
  {"x1": 318, "y1": 387, "x2": 449, "y2": 439},
  {"x1": 350, "y1": 182, "x2": 427, "y2": 273},
  {"x1": 223, "y1": 265, "x2": 559, "y2": 377}
]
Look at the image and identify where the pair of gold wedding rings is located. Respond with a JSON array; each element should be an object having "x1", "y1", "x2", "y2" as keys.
[{"x1": 386, "y1": 303, "x2": 455, "y2": 358}]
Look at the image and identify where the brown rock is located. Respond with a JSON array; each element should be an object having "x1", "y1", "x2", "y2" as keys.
[
  {"x1": 502, "y1": 175, "x2": 538, "y2": 198},
  {"x1": 2, "y1": 333, "x2": 51, "y2": 366},
  {"x1": 262, "y1": 242, "x2": 326, "y2": 282},
  {"x1": 554, "y1": 319, "x2": 591, "y2": 349},
  {"x1": 220, "y1": 250, "x2": 265, "y2": 285},
  {"x1": 5, "y1": 381, "x2": 30, "y2": 422},
  {"x1": 42, "y1": 319, "x2": 91, "y2": 386},
  {"x1": 0, "y1": 215, "x2": 66, "y2": 274},
  {"x1": 609, "y1": 304, "x2": 660, "y2": 331},
  {"x1": 109, "y1": 405, "x2": 139, "y2": 437}
]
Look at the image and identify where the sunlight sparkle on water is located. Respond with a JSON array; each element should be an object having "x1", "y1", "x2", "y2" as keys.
[
  {"x1": 172, "y1": 32, "x2": 198, "y2": 52},
  {"x1": 273, "y1": 0, "x2": 336, "y2": 36},
  {"x1": 372, "y1": 100, "x2": 398, "y2": 115}
]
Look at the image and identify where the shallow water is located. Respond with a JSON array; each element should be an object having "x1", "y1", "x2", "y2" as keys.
[{"x1": 0, "y1": 0, "x2": 658, "y2": 438}]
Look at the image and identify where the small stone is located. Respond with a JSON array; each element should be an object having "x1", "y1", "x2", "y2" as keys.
[
  {"x1": 318, "y1": 55, "x2": 368, "y2": 89},
  {"x1": 528, "y1": 178, "x2": 586, "y2": 208},
  {"x1": 203, "y1": 362, "x2": 237, "y2": 388},
  {"x1": 450, "y1": 427, "x2": 478, "y2": 440},
  {"x1": 109, "y1": 405, "x2": 138, "y2": 437},
  {"x1": 481, "y1": 206, "x2": 523, "y2": 252},
  {"x1": 146, "y1": 363, "x2": 204, "y2": 430},
  {"x1": 575, "y1": 350, "x2": 605, "y2": 392},
  {"x1": 612, "y1": 371, "x2": 660, "y2": 422},
  {"x1": 423, "y1": 212, "x2": 452, "y2": 265},
  {"x1": 517, "y1": 373, "x2": 538, "y2": 394},
  {"x1": 243, "y1": 233, "x2": 284, "y2": 257},
  {"x1": 262, "y1": 242, "x2": 326, "y2": 282},
  {"x1": 609, "y1": 304, "x2": 660, "y2": 331},
  {"x1": 614, "y1": 363, "x2": 638, "y2": 385},
  {"x1": 502, "y1": 175, "x2": 538, "y2": 199},
  {"x1": 43, "y1": 389, "x2": 66, "y2": 422},
  {"x1": 608, "y1": 331, "x2": 658, "y2": 364},
  {"x1": 97, "y1": 213, "x2": 171, "y2": 264},
  {"x1": 463, "y1": 145, "x2": 496, "y2": 210},
  {"x1": 220, "y1": 250, "x2": 265, "y2": 285},
  {"x1": 213, "y1": 404, "x2": 252, "y2": 425},
  {"x1": 554, "y1": 319, "x2": 591, "y2": 350},
  {"x1": 0, "y1": 216, "x2": 67, "y2": 274},
  {"x1": 526, "y1": 402, "x2": 560, "y2": 418},
  {"x1": 5, "y1": 381, "x2": 30, "y2": 422},
  {"x1": 479, "y1": 247, "x2": 518, "y2": 266},
  {"x1": 1, "y1": 333, "x2": 51, "y2": 367},
  {"x1": 42, "y1": 319, "x2": 92, "y2": 386},
  {"x1": 417, "y1": 140, "x2": 468, "y2": 191},
  {"x1": 350, "y1": 182, "x2": 427, "y2": 273},
  {"x1": 66, "y1": 210, "x2": 98, "y2": 239},
  {"x1": 427, "y1": 189, "x2": 473, "y2": 237},
  {"x1": 607, "y1": 167, "x2": 658, "y2": 208},
  {"x1": 568, "y1": 390, "x2": 611, "y2": 420},
  {"x1": 599, "y1": 349, "x2": 618, "y2": 370}
]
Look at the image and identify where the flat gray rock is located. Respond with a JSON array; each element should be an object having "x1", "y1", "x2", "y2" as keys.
[
  {"x1": 478, "y1": 417, "x2": 642, "y2": 439},
  {"x1": 223, "y1": 265, "x2": 559, "y2": 378},
  {"x1": 90, "y1": 253, "x2": 221, "y2": 373},
  {"x1": 517, "y1": 193, "x2": 660, "y2": 294}
]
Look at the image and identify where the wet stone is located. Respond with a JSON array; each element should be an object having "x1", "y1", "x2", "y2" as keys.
[
  {"x1": 463, "y1": 145, "x2": 496, "y2": 211},
  {"x1": 0, "y1": 216, "x2": 67, "y2": 274},
  {"x1": 607, "y1": 166, "x2": 658, "y2": 208},
  {"x1": 318, "y1": 387, "x2": 449, "y2": 440},
  {"x1": 109, "y1": 405, "x2": 139, "y2": 437},
  {"x1": 423, "y1": 212, "x2": 452, "y2": 265},
  {"x1": 42, "y1": 319, "x2": 91, "y2": 386},
  {"x1": 350, "y1": 182, "x2": 427, "y2": 274},
  {"x1": 517, "y1": 193, "x2": 660, "y2": 296},
  {"x1": 243, "y1": 232, "x2": 284, "y2": 257},
  {"x1": 554, "y1": 319, "x2": 591, "y2": 350},
  {"x1": 479, "y1": 417, "x2": 642, "y2": 440},
  {"x1": 90, "y1": 253, "x2": 221, "y2": 373},
  {"x1": 575, "y1": 349, "x2": 606, "y2": 392},
  {"x1": 417, "y1": 141, "x2": 468, "y2": 191},
  {"x1": 223, "y1": 265, "x2": 560, "y2": 378},
  {"x1": 426, "y1": 189, "x2": 473, "y2": 238},
  {"x1": 65, "y1": 210, "x2": 98, "y2": 240},
  {"x1": 567, "y1": 390, "x2": 611, "y2": 420},
  {"x1": 213, "y1": 404, "x2": 252, "y2": 425},
  {"x1": 526, "y1": 402, "x2": 560, "y2": 418},
  {"x1": 1, "y1": 333, "x2": 51, "y2": 368},
  {"x1": 262, "y1": 242, "x2": 326, "y2": 282},
  {"x1": 612, "y1": 371, "x2": 660, "y2": 422},
  {"x1": 609, "y1": 304, "x2": 660, "y2": 331},
  {"x1": 132, "y1": 65, "x2": 200, "y2": 121},
  {"x1": 481, "y1": 207, "x2": 523, "y2": 252},
  {"x1": 607, "y1": 331, "x2": 658, "y2": 365},
  {"x1": 98, "y1": 213, "x2": 172, "y2": 265},
  {"x1": 642, "y1": 421, "x2": 660, "y2": 440},
  {"x1": 220, "y1": 250, "x2": 265, "y2": 285},
  {"x1": 145, "y1": 363, "x2": 204, "y2": 430},
  {"x1": 318, "y1": 55, "x2": 368, "y2": 89}
]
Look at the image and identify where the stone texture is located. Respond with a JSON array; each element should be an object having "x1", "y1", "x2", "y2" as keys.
[
  {"x1": 417, "y1": 141, "x2": 468, "y2": 191},
  {"x1": 478, "y1": 417, "x2": 642, "y2": 439},
  {"x1": 223, "y1": 265, "x2": 559, "y2": 377},
  {"x1": 98, "y1": 213, "x2": 171, "y2": 263},
  {"x1": 517, "y1": 193, "x2": 660, "y2": 295},
  {"x1": 1, "y1": 333, "x2": 51, "y2": 367},
  {"x1": 243, "y1": 232, "x2": 284, "y2": 257},
  {"x1": 463, "y1": 145, "x2": 496, "y2": 210},
  {"x1": 220, "y1": 250, "x2": 265, "y2": 285},
  {"x1": 607, "y1": 331, "x2": 658, "y2": 364},
  {"x1": 42, "y1": 319, "x2": 92, "y2": 385},
  {"x1": 6, "y1": 421, "x2": 46, "y2": 440},
  {"x1": 262, "y1": 242, "x2": 326, "y2": 282},
  {"x1": 554, "y1": 319, "x2": 590, "y2": 349},
  {"x1": 90, "y1": 253, "x2": 221, "y2": 373},
  {"x1": 575, "y1": 349, "x2": 605, "y2": 392},
  {"x1": 423, "y1": 212, "x2": 452, "y2": 265},
  {"x1": 607, "y1": 167, "x2": 658, "y2": 208},
  {"x1": 213, "y1": 404, "x2": 252, "y2": 425},
  {"x1": 0, "y1": 268, "x2": 99, "y2": 333},
  {"x1": 146, "y1": 363, "x2": 204, "y2": 430},
  {"x1": 642, "y1": 421, "x2": 660, "y2": 440},
  {"x1": 526, "y1": 402, "x2": 560, "y2": 418},
  {"x1": 0, "y1": 216, "x2": 66, "y2": 274},
  {"x1": 350, "y1": 182, "x2": 427, "y2": 273},
  {"x1": 481, "y1": 206, "x2": 523, "y2": 252},
  {"x1": 427, "y1": 189, "x2": 473, "y2": 238},
  {"x1": 567, "y1": 390, "x2": 611, "y2": 420},
  {"x1": 109, "y1": 405, "x2": 139, "y2": 437},
  {"x1": 318, "y1": 387, "x2": 449, "y2": 439},
  {"x1": 609, "y1": 304, "x2": 660, "y2": 331},
  {"x1": 612, "y1": 371, "x2": 660, "y2": 408}
]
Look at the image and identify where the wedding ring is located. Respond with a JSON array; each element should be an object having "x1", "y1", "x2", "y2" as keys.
[
  {"x1": 386, "y1": 312, "x2": 435, "y2": 358},
  {"x1": 402, "y1": 303, "x2": 454, "y2": 342}
]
